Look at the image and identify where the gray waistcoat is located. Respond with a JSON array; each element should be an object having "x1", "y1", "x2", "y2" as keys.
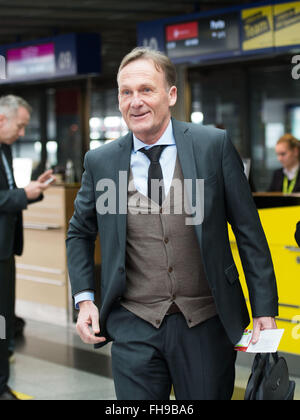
[{"x1": 121, "y1": 156, "x2": 217, "y2": 328}]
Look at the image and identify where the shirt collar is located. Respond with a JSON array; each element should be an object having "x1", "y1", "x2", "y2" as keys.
[
  {"x1": 283, "y1": 164, "x2": 299, "y2": 180},
  {"x1": 132, "y1": 119, "x2": 175, "y2": 152}
]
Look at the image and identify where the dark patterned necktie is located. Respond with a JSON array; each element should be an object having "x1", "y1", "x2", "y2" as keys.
[{"x1": 140, "y1": 145, "x2": 167, "y2": 206}]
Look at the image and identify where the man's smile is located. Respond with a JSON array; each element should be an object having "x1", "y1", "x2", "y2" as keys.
[{"x1": 131, "y1": 111, "x2": 151, "y2": 119}]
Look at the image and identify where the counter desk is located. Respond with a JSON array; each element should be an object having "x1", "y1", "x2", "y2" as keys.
[
  {"x1": 15, "y1": 184, "x2": 101, "y2": 326},
  {"x1": 16, "y1": 187, "x2": 300, "y2": 360},
  {"x1": 229, "y1": 193, "x2": 300, "y2": 359}
]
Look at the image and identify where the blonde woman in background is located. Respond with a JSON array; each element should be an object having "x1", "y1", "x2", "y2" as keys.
[{"x1": 269, "y1": 134, "x2": 300, "y2": 193}]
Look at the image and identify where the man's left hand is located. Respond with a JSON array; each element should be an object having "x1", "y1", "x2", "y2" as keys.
[{"x1": 252, "y1": 317, "x2": 277, "y2": 344}]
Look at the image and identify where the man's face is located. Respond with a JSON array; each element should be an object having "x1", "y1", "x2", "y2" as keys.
[
  {"x1": 0, "y1": 106, "x2": 30, "y2": 145},
  {"x1": 118, "y1": 58, "x2": 177, "y2": 144}
]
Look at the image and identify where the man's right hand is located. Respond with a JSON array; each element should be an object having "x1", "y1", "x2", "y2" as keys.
[
  {"x1": 24, "y1": 169, "x2": 56, "y2": 200},
  {"x1": 76, "y1": 301, "x2": 106, "y2": 345},
  {"x1": 24, "y1": 181, "x2": 47, "y2": 200}
]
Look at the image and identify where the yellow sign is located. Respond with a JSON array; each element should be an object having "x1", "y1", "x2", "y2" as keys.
[
  {"x1": 242, "y1": 5, "x2": 274, "y2": 51},
  {"x1": 12, "y1": 390, "x2": 34, "y2": 400},
  {"x1": 274, "y1": 1, "x2": 300, "y2": 47}
]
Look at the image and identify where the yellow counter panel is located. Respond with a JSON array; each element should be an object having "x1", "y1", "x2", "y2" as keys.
[{"x1": 229, "y1": 193, "x2": 300, "y2": 356}]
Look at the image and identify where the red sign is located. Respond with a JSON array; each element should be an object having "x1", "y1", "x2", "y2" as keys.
[{"x1": 166, "y1": 22, "x2": 198, "y2": 42}]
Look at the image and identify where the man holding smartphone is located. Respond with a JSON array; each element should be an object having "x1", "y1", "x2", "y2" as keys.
[{"x1": 0, "y1": 95, "x2": 55, "y2": 400}]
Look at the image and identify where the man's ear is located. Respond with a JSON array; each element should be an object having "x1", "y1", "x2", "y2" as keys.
[{"x1": 168, "y1": 86, "x2": 177, "y2": 108}]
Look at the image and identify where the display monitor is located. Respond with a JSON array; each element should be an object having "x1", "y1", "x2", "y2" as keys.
[{"x1": 165, "y1": 12, "x2": 240, "y2": 60}]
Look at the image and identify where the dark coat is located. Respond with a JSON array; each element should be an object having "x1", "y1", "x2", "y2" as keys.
[
  {"x1": 269, "y1": 168, "x2": 300, "y2": 192},
  {"x1": 0, "y1": 144, "x2": 42, "y2": 260}
]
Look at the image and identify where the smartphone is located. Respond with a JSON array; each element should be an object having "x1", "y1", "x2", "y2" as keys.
[{"x1": 43, "y1": 177, "x2": 55, "y2": 186}]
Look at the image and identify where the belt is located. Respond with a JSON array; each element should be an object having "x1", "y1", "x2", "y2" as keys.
[{"x1": 166, "y1": 302, "x2": 181, "y2": 316}]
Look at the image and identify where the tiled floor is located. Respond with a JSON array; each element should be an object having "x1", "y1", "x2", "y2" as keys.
[
  {"x1": 8, "y1": 318, "x2": 300, "y2": 400},
  {"x1": 10, "y1": 319, "x2": 116, "y2": 400}
]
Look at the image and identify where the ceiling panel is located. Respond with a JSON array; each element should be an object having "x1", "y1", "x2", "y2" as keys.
[{"x1": 0, "y1": 0, "x2": 253, "y2": 75}]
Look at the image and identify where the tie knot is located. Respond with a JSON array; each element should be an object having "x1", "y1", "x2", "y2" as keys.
[{"x1": 140, "y1": 145, "x2": 167, "y2": 163}]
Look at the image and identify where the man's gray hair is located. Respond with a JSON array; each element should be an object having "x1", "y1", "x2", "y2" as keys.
[
  {"x1": 118, "y1": 47, "x2": 177, "y2": 89},
  {"x1": 0, "y1": 95, "x2": 32, "y2": 119}
]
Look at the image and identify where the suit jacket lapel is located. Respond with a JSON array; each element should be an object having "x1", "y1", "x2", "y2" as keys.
[
  {"x1": 172, "y1": 119, "x2": 197, "y2": 185},
  {"x1": 172, "y1": 118, "x2": 203, "y2": 243},
  {"x1": 116, "y1": 132, "x2": 133, "y2": 251},
  {"x1": 0, "y1": 153, "x2": 6, "y2": 179}
]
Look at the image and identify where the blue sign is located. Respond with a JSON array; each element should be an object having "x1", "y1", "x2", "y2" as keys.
[
  {"x1": 137, "y1": 5, "x2": 244, "y2": 64},
  {"x1": 137, "y1": 1, "x2": 299, "y2": 65},
  {"x1": 137, "y1": 20, "x2": 166, "y2": 53}
]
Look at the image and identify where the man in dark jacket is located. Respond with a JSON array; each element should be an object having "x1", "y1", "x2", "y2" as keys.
[
  {"x1": 0, "y1": 95, "x2": 54, "y2": 400},
  {"x1": 67, "y1": 49, "x2": 278, "y2": 400}
]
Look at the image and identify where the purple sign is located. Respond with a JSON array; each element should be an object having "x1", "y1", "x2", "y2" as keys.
[
  {"x1": 7, "y1": 43, "x2": 54, "y2": 61},
  {"x1": 7, "y1": 42, "x2": 56, "y2": 80},
  {"x1": 0, "y1": 33, "x2": 101, "y2": 83}
]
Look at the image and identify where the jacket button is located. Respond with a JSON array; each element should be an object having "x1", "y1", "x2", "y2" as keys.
[{"x1": 119, "y1": 267, "x2": 125, "y2": 274}]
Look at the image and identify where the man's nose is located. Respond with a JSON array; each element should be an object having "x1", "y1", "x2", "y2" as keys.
[
  {"x1": 19, "y1": 128, "x2": 25, "y2": 137},
  {"x1": 130, "y1": 93, "x2": 143, "y2": 108}
]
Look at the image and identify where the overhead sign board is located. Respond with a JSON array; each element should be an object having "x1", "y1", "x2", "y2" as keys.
[
  {"x1": 138, "y1": 1, "x2": 300, "y2": 65},
  {"x1": 165, "y1": 12, "x2": 240, "y2": 61},
  {"x1": 274, "y1": 1, "x2": 300, "y2": 47},
  {"x1": 7, "y1": 42, "x2": 56, "y2": 81},
  {"x1": 242, "y1": 5, "x2": 274, "y2": 51},
  {"x1": 0, "y1": 33, "x2": 101, "y2": 84}
]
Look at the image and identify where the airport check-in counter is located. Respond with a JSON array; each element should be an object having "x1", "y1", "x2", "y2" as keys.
[
  {"x1": 15, "y1": 184, "x2": 84, "y2": 325},
  {"x1": 229, "y1": 193, "x2": 300, "y2": 358}
]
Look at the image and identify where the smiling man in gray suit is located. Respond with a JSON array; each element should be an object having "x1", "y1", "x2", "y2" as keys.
[{"x1": 67, "y1": 48, "x2": 278, "y2": 400}]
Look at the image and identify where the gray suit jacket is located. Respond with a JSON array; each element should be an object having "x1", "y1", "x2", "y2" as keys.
[{"x1": 67, "y1": 119, "x2": 278, "y2": 346}]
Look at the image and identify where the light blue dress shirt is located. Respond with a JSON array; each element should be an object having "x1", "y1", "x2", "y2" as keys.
[{"x1": 74, "y1": 119, "x2": 177, "y2": 309}]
